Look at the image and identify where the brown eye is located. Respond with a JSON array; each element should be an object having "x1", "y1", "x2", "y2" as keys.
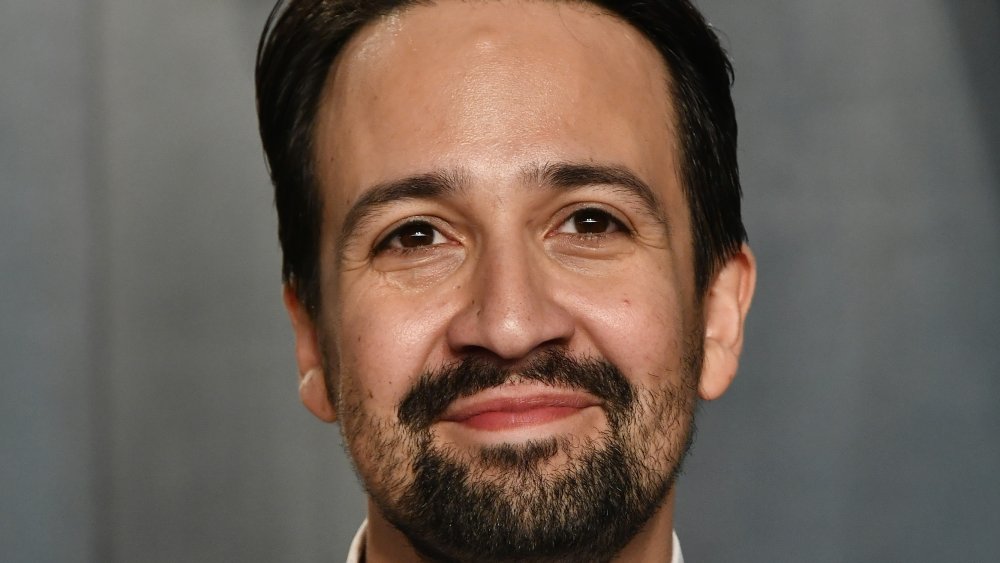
[
  {"x1": 377, "y1": 220, "x2": 446, "y2": 252},
  {"x1": 397, "y1": 222, "x2": 434, "y2": 247},
  {"x1": 557, "y1": 208, "x2": 626, "y2": 235},
  {"x1": 574, "y1": 209, "x2": 611, "y2": 233}
]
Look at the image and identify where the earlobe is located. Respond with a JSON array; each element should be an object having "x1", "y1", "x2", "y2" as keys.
[
  {"x1": 300, "y1": 366, "x2": 337, "y2": 422},
  {"x1": 283, "y1": 284, "x2": 338, "y2": 423},
  {"x1": 699, "y1": 244, "x2": 756, "y2": 401}
]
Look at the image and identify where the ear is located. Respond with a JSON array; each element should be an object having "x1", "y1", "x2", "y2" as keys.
[
  {"x1": 699, "y1": 244, "x2": 756, "y2": 400},
  {"x1": 283, "y1": 284, "x2": 337, "y2": 423}
]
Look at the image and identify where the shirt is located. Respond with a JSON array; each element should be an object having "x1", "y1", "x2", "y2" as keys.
[{"x1": 346, "y1": 519, "x2": 684, "y2": 563}]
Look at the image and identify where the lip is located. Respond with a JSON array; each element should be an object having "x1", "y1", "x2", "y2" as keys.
[{"x1": 438, "y1": 386, "x2": 602, "y2": 431}]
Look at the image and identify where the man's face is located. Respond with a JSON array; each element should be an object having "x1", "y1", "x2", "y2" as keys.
[{"x1": 301, "y1": 1, "x2": 718, "y2": 560}]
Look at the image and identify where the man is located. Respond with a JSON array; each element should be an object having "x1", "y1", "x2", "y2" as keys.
[{"x1": 256, "y1": 0, "x2": 755, "y2": 561}]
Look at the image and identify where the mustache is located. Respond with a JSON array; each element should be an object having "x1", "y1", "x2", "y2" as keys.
[{"x1": 397, "y1": 348, "x2": 636, "y2": 432}]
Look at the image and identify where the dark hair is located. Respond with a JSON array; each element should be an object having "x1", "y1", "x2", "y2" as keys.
[{"x1": 256, "y1": 0, "x2": 746, "y2": 315}]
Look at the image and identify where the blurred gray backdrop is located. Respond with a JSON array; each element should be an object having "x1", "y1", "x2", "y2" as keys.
[{"x1": 2, "y1": 0, "x2": 998, "y2": 561}]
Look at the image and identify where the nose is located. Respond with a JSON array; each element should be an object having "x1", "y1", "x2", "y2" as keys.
[{"x1": 446, "y1": 237, "x2": 575, "y2": 361}]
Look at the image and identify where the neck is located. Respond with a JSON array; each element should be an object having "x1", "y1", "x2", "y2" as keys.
[
  {"x1": 610, "y1": 490, "x2": 676, "y2": 562},
  {"x1": 363, "y1": 500, "x2": 424, "y2": 562}
]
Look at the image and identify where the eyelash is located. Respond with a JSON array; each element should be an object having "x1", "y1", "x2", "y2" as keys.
[
  {"x1": 372, "y1": 219, "x2": 448, "y2": 255},
  {"x1": 371, "y1": 206, "x2": 632, "y2": 257},
  {"x1": 555, "y1": 207, "x2": 633, "y2": 237}
]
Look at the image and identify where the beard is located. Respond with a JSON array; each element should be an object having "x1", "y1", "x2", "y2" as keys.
[{"x1": 336, "y1": 342, "x2": 701, "y2": 563}]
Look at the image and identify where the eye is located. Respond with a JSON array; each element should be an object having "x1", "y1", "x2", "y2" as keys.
[
  {"x1": 556, "y1": 208, "x2": 628, "y2": 235},
  {"x1": 375, "y1": 220, "x2": 448, "y2": 253}
]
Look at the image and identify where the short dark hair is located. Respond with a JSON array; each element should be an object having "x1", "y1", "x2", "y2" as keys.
[{"x1": 256, "y1": 0, "x2": 746, "y2": 315}]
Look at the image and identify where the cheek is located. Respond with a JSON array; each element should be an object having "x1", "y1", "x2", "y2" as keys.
[
  {"x1": 568, "y1": 262, "x2": 687, "y2": 383},
  {"x1": 335, "y1": 280, "x2": 458, "y2": 414}
]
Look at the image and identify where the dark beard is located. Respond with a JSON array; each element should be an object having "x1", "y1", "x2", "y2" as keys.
[{"x1": 357, "y1": 348, "x2": 699, "y2": 563}]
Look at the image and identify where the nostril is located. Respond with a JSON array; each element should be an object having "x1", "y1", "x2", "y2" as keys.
[
  {"x1": 445, "y1": 263, "x2": 575, "y2": 361},
  {"x1": 454, "y1": 345, "x2": 513, "y2": 366}
]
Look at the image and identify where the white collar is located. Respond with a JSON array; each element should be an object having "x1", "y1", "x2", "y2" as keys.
[
  {"x1": 345, "y1": 519, "x2": 366, "y2": 563},
  {"x1": 346, "y1": 519, "x2": 684, "y2": 562}
]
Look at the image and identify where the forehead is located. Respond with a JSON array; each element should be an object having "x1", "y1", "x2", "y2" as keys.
[{"x1": 315, "y1": 0, "x2": 681, "y2": 210}]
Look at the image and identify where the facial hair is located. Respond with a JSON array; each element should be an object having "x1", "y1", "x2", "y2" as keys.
[{"x1": 336, "y1": 344, "x2": 701, "y2": 563}]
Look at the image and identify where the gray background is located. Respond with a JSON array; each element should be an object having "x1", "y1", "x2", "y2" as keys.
[{"x1": 2, "y1": 0, "x2": 997, "y2": 561}]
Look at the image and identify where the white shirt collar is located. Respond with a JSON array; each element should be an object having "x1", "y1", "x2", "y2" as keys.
[
  {"x1": 346, "y1": 519, "x2": 683, "y2": 563},
  {"x1": 345, "y1": 519, "x2": 367, "y2": 563}
]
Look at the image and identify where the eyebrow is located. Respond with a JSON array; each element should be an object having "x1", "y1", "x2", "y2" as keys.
[
  {"x1": 523, "y1": 162, "x2": 668, "y2": 226},
  {"x1": 337, "y1": 169, "x2": 469, "y2": 256},
  {"x1": 336, "y1": 161, "x2": 667, "y2": 257}
]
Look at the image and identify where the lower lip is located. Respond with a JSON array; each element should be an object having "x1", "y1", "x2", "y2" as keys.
[{"x1": 456, "y1": 406, "x2": 587, "y2": 431}]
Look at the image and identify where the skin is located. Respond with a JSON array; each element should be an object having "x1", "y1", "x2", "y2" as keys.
[{"x1": 284, "y1": 1, "x2": 756, "y2": 561}]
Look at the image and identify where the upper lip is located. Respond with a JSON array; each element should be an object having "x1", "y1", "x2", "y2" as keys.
[{"x1": 438, "y1": 385, "x2": 602, "y2": 423}]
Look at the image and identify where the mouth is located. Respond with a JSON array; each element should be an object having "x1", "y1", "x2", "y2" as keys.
[{"x1": 437, "y1": 385, "x2": 603, "y2": 432}]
